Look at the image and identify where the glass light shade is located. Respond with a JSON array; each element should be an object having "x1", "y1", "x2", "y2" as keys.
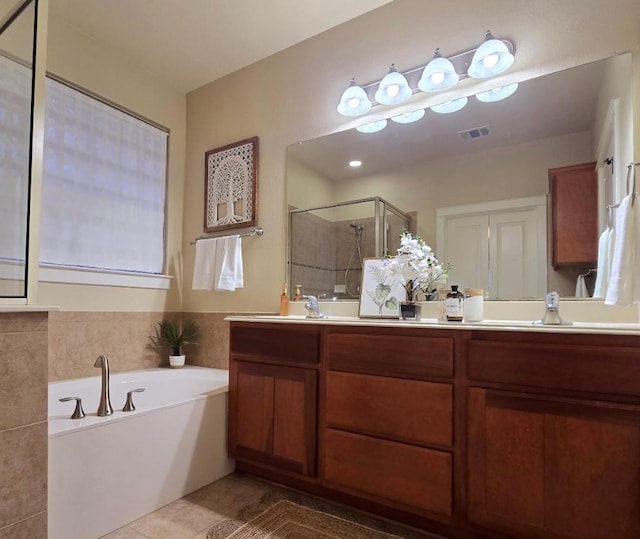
[
  {"x1": 355, "y1": 119, "x2": 388, "y2": 133},
  {"x1": 431, "y1": 97, "x2": 468, "y2": 114},
  {"x1": 418, "y1": 53, "x2": 459, "y2": 92},
  {"x1": 374, "y1": 65, "x2": 412, "y2": 105},
  {"x1": 468, "y1": 32, "x2": 515, "y2": 79},
  {"x1": 390, "y1": 109, "x2": 425, "y2": 124},
  {"x1": 337, "y1": 79, "x2": 372, "y2": 116},
  {"x1": 475, "y1": 83, "x2": 519, "y2": 102}
]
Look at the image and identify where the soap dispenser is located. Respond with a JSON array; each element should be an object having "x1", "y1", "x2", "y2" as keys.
[{"x1": 279, "y1": 284, "x2": 290, "y2": 316}]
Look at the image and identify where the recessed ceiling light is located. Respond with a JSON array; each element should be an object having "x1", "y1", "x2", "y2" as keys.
[{"x1": 349, "y1": 160, "x2": 362, "y2": 167}]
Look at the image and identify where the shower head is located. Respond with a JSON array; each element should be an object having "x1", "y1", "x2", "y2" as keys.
[{"x1": 350, "y1": 222, "x2": 364, "y2": 233}]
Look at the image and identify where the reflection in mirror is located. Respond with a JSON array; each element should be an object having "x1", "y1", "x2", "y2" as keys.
[
  {"x1": 287, "y1": 54, "x2": 634, "y2": 300},
  {"x1": 0, "y1": 0, "x2": 36, "y2": 297},
  {"x1": 289, "y1": 197, "x2": 411, "y2": 299}
]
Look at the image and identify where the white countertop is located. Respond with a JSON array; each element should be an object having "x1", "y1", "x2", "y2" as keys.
[{"x1": 225, "y1": 314, "x2": 640, "y2": 335}]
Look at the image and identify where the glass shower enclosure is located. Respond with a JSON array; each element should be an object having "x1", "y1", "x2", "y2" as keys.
[{"x1": 288, "y1": 197, "x2": 411, "y2": 300}]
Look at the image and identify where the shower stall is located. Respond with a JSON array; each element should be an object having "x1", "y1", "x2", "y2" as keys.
[{"x1": 288, "y1": 197, "x2": 411, "y2": 299}]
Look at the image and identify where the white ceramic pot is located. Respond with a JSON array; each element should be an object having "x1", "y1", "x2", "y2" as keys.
[{"x1": 169, "y1": 354, "x2": 186, "y2": 368}]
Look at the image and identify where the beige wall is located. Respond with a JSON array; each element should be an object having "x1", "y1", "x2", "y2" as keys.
[
  {"x1": 287, "y1": 158, "x2": 334, "y2": 210},
  {"x1": 594, "y1": 53, "x2": 634, "y2": 193},
  {"x1": 184, "y1": 0, "x2": 640, "y2": 314},
  {"x1": 3, "y1": 0, "x2": 638, "y2": 315}
]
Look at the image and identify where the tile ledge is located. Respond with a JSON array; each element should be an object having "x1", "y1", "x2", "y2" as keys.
[{"x1": 0, "y1": 305, "x2": 60, "y2": 313}]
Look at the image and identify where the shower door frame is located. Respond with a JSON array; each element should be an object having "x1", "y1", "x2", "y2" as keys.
[{"x1": 287, "y1": 196, "x2": 411, "y2": 299}]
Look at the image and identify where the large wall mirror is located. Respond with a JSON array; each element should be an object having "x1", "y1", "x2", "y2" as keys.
[
  {"x1": 0, "y1": 0, "x2": 37, "y2": 297},
  {"x1": 287, "y1": 53, "x2": 634, "y2": 300}
]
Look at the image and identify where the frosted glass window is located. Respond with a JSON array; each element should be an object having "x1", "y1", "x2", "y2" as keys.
[{"x1": 42, "y1": 78, "x2": 168, "y2": 274}]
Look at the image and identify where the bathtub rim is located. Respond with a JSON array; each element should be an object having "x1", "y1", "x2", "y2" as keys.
[{"x1": 48, "y1": 365, "x2": 229, "y2": 438}]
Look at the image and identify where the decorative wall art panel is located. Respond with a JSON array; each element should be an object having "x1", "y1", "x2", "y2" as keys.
[{"x1": 204, "y1": 136, "x2": 258, "y2": 233}]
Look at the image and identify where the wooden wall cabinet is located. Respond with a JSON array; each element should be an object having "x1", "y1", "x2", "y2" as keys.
[{"x1": 549, "y1": 161, "x2": 598, "y2": 268}]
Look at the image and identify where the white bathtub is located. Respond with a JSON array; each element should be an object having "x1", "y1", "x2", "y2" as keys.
[{"x1": 48, "y1": 366, "x2": 235, "y2": 539}]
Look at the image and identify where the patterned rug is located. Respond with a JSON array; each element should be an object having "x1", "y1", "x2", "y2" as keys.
[
  {"x1": 207, "y1": 485, "x2": 435, "y2": 539},
  {"x1": 211, "y1": 500, "x2": 402, "y2": 538}
]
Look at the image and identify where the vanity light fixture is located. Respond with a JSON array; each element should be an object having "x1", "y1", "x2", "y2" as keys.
[
  {"x1": 418, "y1": 49, "x2": 459, "y2": 92},
  {"x1": 355, "y1": 119, "x2": 388, "y2": 133},
  {"x1": 390, "y1": 109, "x2": 425, "y2": 124},
  {"x1": 337, "y1": 30, "x2": 514, "y2": 117},
  {"x1": 431, "y1": 97, "x2": 468, "y2": 114},
  {"x1": 475, "y1": 82, "x2": 519, "y2": 102},
  {"x1": 467, "y1": 30, "x2": 515, "y2": 79},
  {"x1": 337, "y1": 78, "x2": 372, "y2": 116},
  {"x1": 374, "y1": 64, "x2": 412, "y2": 106}
]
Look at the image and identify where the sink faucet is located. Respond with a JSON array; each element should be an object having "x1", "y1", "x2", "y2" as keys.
[
  {"x1": 534, "y1": 291, "x2": 573, "y2": 326},
  {"x1": 93, "y1": 354, "x2": 114, "y2": 416},
  {"x1": 302, "y1": 295, "x2": 327, "y2": 319}
]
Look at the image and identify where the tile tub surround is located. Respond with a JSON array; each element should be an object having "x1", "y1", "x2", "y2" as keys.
[
  {"x1": 48, "y1": 311, "x2": 241, "y2": 381},
  {"x1": 0, "y1": 312, "x2": 48, "y2": 538}
]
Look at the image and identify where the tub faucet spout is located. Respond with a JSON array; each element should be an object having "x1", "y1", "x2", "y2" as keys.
[{"x1": 93, "y1": 354, "x2": 113, "y2": 416}]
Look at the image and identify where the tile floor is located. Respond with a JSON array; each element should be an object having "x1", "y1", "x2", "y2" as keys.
[{"x1": 100, "y1": 472, "x2": 437, "y2": 539}]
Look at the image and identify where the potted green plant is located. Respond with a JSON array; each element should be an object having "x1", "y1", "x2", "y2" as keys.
[{"x1": 149, "y1": 319, "x2": 198, "y2": 368}]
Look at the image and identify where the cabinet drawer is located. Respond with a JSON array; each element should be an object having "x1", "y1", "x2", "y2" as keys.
[
  {"x1": 326, "y1": 330, "x2": 453, "y2": 379},
  {"x1": 230, "y1": 324, "x2": 319, "y2": 364},
  {"x1": 326, "y1": 371, "x2": 452, "y2": 446},
  {"x1": 323, "y1": 428, "x2": 452, "y2": 518},
  {"x1": 468, "y1": 340, "x2": 640, "y2": 396}
]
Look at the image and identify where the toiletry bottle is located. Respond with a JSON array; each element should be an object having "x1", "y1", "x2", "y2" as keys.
[
  {"x1": 294, "y1": 284, "x2": 303, "y2": 301},
  {"x1": 279, "y1": 284, "x2": 289, "y2": 316},
  {"x1": 445, "y1": 285, "x2": 464, "y2": 321}
]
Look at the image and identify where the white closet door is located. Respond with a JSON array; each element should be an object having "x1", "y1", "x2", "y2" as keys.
[
  {"x1": 441, "y1": 214, "x2": 489, "y2": 292},
  {"x1": 489, "y1": 207, "x2": 546, "y2": 299},
  {"x1": 436, "y1": 197, "x2": 547, "y2": 299}
]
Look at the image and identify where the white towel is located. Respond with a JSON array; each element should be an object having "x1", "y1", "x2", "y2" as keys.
[
  {"x1": 192, "y1": 237, "x2": 218, "y2": 290},
  {"x1": 605, "y1": 194, "x2": 640, "y2": 306},
  {"x1": 215, "y1": 235, "x2": 243, "y2": 291},
  {"x1": 192, "y1": 235, "x2": 244, "y2": 291},
  {"x1": 593, "y1": 228, "x2": 614, "y2": 298},
  {"x1": 575, "y1": 274, "x2": 588, "y2": 297}
]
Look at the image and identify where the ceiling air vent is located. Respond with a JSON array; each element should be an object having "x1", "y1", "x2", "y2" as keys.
[{"x1": 458, "y1": 125, "x2": 491, "y2": 141}]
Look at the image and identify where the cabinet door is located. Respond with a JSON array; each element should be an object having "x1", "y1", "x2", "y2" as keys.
[
  {"x1": 468, "y1": 388, "x2": 640, "y2": 539},
  {"x1": 230, "y1": 361, "x2": 317, "y2": 476},
  {"x1": 550, "y1": 161, "x2": 598, "y2": 267}
]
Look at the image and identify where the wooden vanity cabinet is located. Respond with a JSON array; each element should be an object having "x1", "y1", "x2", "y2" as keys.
[
  {"x1": 228, "y1": 323, "x2": 319, "y2": 477},
  {"x1": 466, "y1": 331, "x2": 640, "y2": 539},
  {"x1": 321, "y1": 327, "x2": 455, "y2": 520},
  {"x1": 228, "y1": 322, "x2": 640, "y2": 539}
]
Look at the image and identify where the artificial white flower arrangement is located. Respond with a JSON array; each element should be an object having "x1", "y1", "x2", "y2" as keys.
[{"x1": 382, "y1": 231, "x2": 449, "y2": 302}]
